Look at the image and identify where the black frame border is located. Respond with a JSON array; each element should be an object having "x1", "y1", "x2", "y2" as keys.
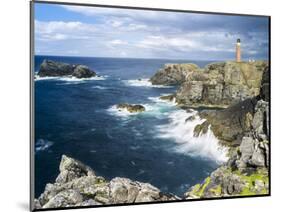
[{"x1": 30, "y1": 0, "x2": 271, "y2": 211}]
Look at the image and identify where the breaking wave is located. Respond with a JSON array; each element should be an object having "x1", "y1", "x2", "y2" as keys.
[{"x1": 155, "y1": 110, "x2": 228, "y2": 163}]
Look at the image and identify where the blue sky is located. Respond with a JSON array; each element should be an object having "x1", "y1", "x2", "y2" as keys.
[{"x1": 34, "y1": 2, "x2": 269, "y2": 60}]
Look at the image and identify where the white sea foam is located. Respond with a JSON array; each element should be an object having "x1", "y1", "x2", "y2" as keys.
[
  {"x1": 155, "y1": 110, "x2": 228, "y2": 163},
  {"x1": 34, "y1": 75, "x2": 106, "y2": 82},
  {"x1": 35, "y1": 139, "x2": 53, "y2": 152},
  {"x1": 123, "y1": 78, "x2": 173, "y2": 88},
  {"x1": 92, "y1": 85, "x2": 108, "y2": 90}
]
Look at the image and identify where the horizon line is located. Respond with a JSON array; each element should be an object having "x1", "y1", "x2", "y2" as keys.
[{"x1": 34, "y1": 54, "x2": 268, "y2": 62}]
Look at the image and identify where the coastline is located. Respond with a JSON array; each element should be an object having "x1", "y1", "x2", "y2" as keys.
[{"x1": 34, "y1": 59, "x2": 269, "y2": 209}]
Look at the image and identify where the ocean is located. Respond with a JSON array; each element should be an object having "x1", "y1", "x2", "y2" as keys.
[{"x1": 34, "y1": 55, "x2": 227, "y2": 198}]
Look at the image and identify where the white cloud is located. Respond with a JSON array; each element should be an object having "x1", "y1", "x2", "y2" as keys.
[
  {"x1": 109, "y1": 39, "x2": 128, "y2": 45},
  {"x1": 34, "y1": 6, "x2": 269, "y2": 59}
]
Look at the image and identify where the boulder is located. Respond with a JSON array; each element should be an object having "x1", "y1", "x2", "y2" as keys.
[
  {"x1": 150, "y1": 63, "x2": 199, "y2": 85},
  {"x1": 72, "y1": 65, "x2": 96, "y2": 78},
  {"x1": 117, "y1": 103, "x2": 145, "y2": 113}
]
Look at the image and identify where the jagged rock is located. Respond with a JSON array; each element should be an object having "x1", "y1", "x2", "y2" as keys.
[
  {"x1": 37, "y1": 60, "x2": 96, "y2": 78},
  {"x1": 72, "y1": 65, "x2": 96, "y2": 78},
  {"x1": 56, "y1": 155, "x2": 96, "y2": 184},
  {"x1": 38, "y1": 60, "x2": 74, "y2": 77},
  {"x1": 35, "y1": 155, "x2": 178, "y2": 209},
  {"x1": 117, "y1": 103, "x2": 145, "y2": 113},
  {"x1": 175, "y1": 61, "x2": 268, "y2": 108},
  {"x1": 150, "y1": 63, "x2": 199, "y2": 85}
]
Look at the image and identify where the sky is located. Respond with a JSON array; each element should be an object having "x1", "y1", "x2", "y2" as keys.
[{"x1": 34, "y1": 3, "x2": 269, "y2": 60}]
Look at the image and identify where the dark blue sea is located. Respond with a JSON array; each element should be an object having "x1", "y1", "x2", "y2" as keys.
[{"x1": 34, "y1": 55, "x2": 226, "y2": 198}]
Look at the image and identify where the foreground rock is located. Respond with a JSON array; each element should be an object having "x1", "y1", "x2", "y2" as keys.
[
  {"x1": 38, "y1": 59, "x2": 96, "y2": 78},
  {"x1": 117, "y1": 103, "x2": 145, "y2": 113},
  {"x1": 185, "y1": 67, "x2": 270, "y2": 199},
  {"x1": 35, "y1": 155, "x2": 179, "y2": 209}
]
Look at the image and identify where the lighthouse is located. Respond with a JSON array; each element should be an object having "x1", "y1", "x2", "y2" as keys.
[{"x1": 236, "y1": 38, "x2": 241, "y2": 62}]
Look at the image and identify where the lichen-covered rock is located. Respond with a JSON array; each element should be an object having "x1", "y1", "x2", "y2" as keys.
[
  {"x1": 185, "y1": 166, "x2": 269, "y2": 199},
  {"x1": 175, "y1": 61, "x2": 268, "y2": 108},
  {"x1": 150, "y1": 63, "x2": 199, "y2": 85},
  {"x1": 34, "y1": 155, "x2": 178, "y2": 210},
  {"x1": 117, "y1": 103, "x2": 145, "y2": 113},
  {"x1": 72, "y1": 65, "x2": 96, "y2": 78}
]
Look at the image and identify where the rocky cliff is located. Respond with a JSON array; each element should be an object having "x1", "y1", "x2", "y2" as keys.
[
  {"x1": 184, "y1": 67, "x2": 270, "y2": 199},
  {"x1": 151, "y1": 61, "x2": 268, "y2": 108},
  {"x1": 34, "y1": 155, "x2": 179, "y2": 209},
  {"x1": 37, "y1": 60, "x2": 96, "y2": 78}
]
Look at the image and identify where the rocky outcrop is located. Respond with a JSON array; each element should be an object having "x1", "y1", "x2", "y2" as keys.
[
  {"x1": 150, "y1": 63, "x2": 199, "y2": 85},
  {"x1": 72, "y1": 65, "x2": 96, "y2": 78},
  {"x1": 150, "y1": 61, "x2": 268, "y2": 108},
  {"x1": 161, "y1": 61, "x2": 267, "y2": 108},
  {"x1": 35, "y1": 155, "x2": 179, "y2": 209},
  {"x1": 185, "y1": 66, "x2": 270, "y2": 199},
  {"x1": 38, "y1": 60, "x2": 96, "y2": 78},
  {"x1": 117, "y1": 103, "x2": 145, "y2": 113}
]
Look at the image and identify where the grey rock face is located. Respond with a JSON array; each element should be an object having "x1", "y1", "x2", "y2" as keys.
[
  {"x1": 34, "y1": 155, "x2": 178, "y2": 209},
  {"x1": 38, "y1": 60, "x2": 74, "y2": 77},
  {"x1": 175, "y1": 61, "x2": 268, "y2": 108},
  {"x1": 37, "y1": 60, "x2": 96, "y2": 78},
  {"x1": 150, "y1": 63, "x2": 199, "y2": 85},
  {"x1": 259, "y1": 67, "x2": 269, "y2": 102}
]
